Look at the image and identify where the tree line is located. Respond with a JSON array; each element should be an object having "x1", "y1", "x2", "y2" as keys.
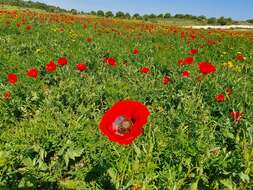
[
  {"x1": 89, "y1": 10, "x2": 239, "y2": 25},
  {"x1": 1, "y1": 0, "x2": 253, "y2": 25}
]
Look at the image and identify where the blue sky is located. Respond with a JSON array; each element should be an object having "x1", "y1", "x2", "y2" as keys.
[{"x1": 32, "y1": 0, "x2": 253, "y2": 20}]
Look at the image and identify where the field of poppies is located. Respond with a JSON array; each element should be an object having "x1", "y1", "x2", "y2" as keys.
[{"x1": 0, "y1": 9, "x2": 253, "y2": 190}]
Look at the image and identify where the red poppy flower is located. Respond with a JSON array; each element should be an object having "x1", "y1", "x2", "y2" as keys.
[
  {"x1": 21, "y1": 19, "x2": 26, "y2": 24},
  {"x1": 83, "y1": 24, "x2": 88, "y2": 29},
  {"x1": 99, "y1": 100, "x2": 150, "y2": 145},
  {"x1": 230, "y1": 112, "x2": 242, "y2": 122},
  {"x1": 27, "y1": 68, "x2": 38, "y2": 78},
  {"x1": 104, "y1": 57, "x2": 117, "y2": 66},
  {"x1": 4, "y1": 90, "x2": 11, "y2": 100},
  {"x1": 198, "y1": 62, "x2": 216, "y2": 75},
  {"x1": 190, "y1": 48, "x2": 198, "y2": 55},
  {"x1": 140, "y1": 67, "x2": 150, "y2": 74},
  {"x1": 177, "y1": 56, "x2": 194, "y2": 65},
  {"x1": 16, "y1": 23, "x2": 21, "y2": 27},
  {"x1": 25, "y1": 25, "x2": 32, "y2": 31},
  {"x1": 7, "y1": 74, "x2": 18, "y2": 85},
  {"x1": 46, "y1": 61, "x2": 57, "y2": 73},
  {"x1": 58, "y1": 57, "x2": 68, "y2": 66},
  {"x1": 184, "y1": 56, "x2": 194, "y2": 64},
  {"x1": 207, "y1": 39, "x2": 213, "y2": 46},
  {"x1": 76, "y1": 63, "x2": 88, "y2": 71},
  {"x1": 133, "y1": 49, "x2": 139, "y2": 55},
  {"x1": 177, "y1": 59, "x2": 184, "y2": 65},
  {"x1": 180, "y1": 31, "x2": 185, "y2": 39},
  {"x1": 235, "y1": 53, "x2": 245, "y2": 62},
  {"x1": 215, "y1": 93, "x2": 225, "y2": 102},
  {"x1": 182, "y1": 71, "x2": 190, "y2": 78},
  {"x1": 162, "y1": 76, "x2": 171, "y2": 85},
  {"x1": 196, "y1": 75, "x2": 203, "y2": 81},
  {"x1": 86, "y1": 37, "x2": 92, "y2": 43}
]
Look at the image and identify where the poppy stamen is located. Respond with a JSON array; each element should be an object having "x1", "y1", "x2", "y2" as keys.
[{"x1": 113, "y1": 116, "x2": 133, "y2": 135}]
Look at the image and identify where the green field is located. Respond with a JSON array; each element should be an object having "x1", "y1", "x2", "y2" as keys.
[{"x1": 0, "y1": 9, "x2": 253, "y2": 190}]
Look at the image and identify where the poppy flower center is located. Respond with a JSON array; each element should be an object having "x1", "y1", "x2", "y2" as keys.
[{"x1": 112, "y1": 116, "x2": 133, "y2": 135}]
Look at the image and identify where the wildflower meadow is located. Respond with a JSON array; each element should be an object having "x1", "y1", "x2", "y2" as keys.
[{"x1": 0, "y1": 8, "x2": 253, "y2": 190}]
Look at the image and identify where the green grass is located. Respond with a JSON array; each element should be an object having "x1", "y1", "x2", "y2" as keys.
[
  {"x1": 0, "y1": 9, "x2": 253, "y2": 190},
  {"x1": 0, "y1": 4, "x2": 48, "y2": 13}
]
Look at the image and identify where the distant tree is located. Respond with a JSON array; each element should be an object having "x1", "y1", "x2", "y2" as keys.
[
  {"x1": 247, "y1": 19, "x2": 253, "y2": 24},
  {"x1": 149, "y1": 14, "x2": 157, "y2": 19},
  {"x1": 105, "y1": 11, "x2": 114, "y2": 17},
  {"x1": 217, "y1": 16, "x2": 227, "y2": 25},
  {"x1": 96, "y1": 10, "x2": 104, "y2": 16},
  {"x1": 70, "y1": 9, "x2": 78, "y2": 15},
  {"x1": 184, "y1": 14, "x2": 193, "y2": 19},
  {"x1": 133, "y1": 13, "x2": 140, "y2": 18},
  {"x1": 226, "y1": 17, "x2": 233, "y2": 24},
  {"x1": 191, "y1": 15, "x2": 198, "y2": 20},
  {"x1": 115, "y1": 11, "x2": 125, "y2": 18},
  {"x1": 125, "y1": 13, "x2": 131, "y2": 19},
  {"x1": 207, "y1": 17, "x2": 217, "y2": 24},
  {"x1": 157, "y1": 14, "x2": 164, "y2": 18},
  {"x1": 133, "y1": 13, "x2": 142, "y2": 19},
  {"x1": 198, "y1": 15, "x2": 207, "y2": 20},
  {"x1": 174, "y1": 14, "x2": 184, "y2": 18},
  {"x1": 90, "y1": 11, "x2": 96, "y2": 15},
  {"x1": 164, "y1": 13, "x2": 171, "y2": 18},
  {"x1": 143, "y1": 14, "x2": 149, "y2": 21}
]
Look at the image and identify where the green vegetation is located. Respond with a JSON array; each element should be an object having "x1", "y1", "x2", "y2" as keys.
[{"x1": 0, "y1": 0, "x2": 68, "y2": 13}]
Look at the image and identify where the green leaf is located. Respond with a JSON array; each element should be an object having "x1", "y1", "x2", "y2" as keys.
[
  {"x1": 239, "y1": 172, "x2": 249, "y2": 183},
  {"x1": 0, "y1": 151, "x2": 10, "y2": 167},
  {"x1": 189, "y1": 181, "x2": 198, "y2": 190}
]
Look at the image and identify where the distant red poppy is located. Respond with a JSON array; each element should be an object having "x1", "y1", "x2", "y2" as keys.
[
  {"x1": 25, "y1": 25, "x2": 32, "y2": 31},
  {"x1": 180, "y1": 31, "x2": 185, "y2": 40},
  {"x1": 190, "y1": 48, "x2": 198, "y2": 55},
  {"x1": 16, "y1": 23, "x2": 21, "y2": 27},
  {"x1": 198, "y1": 62, "x2": 216, "y2": 75},
  {"x1": 196, "y1": 75, "x2": 203, "y2": 81},
  {"x1": 140, "y1": 67, "x2": 150, "y2": 74},
  {"x1": 99, "y1": 100, "x2": 150, "y2": 145},
  {"x1": 182, "y1": 71, "x2": 190, "y2": 78},
  {"x1": 235, "y1": 53, "x2": 245, "y2": 62},
  {"x1": 58, "y1": 57, "x2": 68, "y2": 66},
  {"x1": 27, "y1": 68, "x2": 38, "y2": 78},
  {"x1": 104, "y1": 57, "x2": 117, "y2": 66},
  {"x1": 230, "y1": 112, "x2": 242, "y2": 122},
  {"x1": 207, "y1": 39, "x2": 213, "y2": 46},
  {"x1": 4, "y1": 90, "x2": 11, "y2": 100},
  {"x1": 86, "y1": 37, "x2": 92, "y2": 43},
  {"x1": 83, "y1": 24, "x2": 88, "y2": 29},
  {"x1": 46, "y1": 61, "x2": 57, "y2": 73},
  {"x1": 133, "y1": 49, "x2": 139, "y2": 55},
  {"x1": 21, "y1": 19, "x2": 26, "y2": 24},
  {"x1": 215, "y1": 93, "x2": 225, "y2": 102},
  {"x1": 76, "y1": 63, "x2": 88, "y2": 71},
  {"x1": 162, "y1": 76, "x2": 171, "y2": 85},
  {"x1": 177, "y1": 56, "x2": 194, "y2": 65},
  {"x1": 7, "y1": 74, "x2": 18, "y2": 85},
  {"x1": 184, "y1": 56, "x2": 194, "y2": 64}
]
